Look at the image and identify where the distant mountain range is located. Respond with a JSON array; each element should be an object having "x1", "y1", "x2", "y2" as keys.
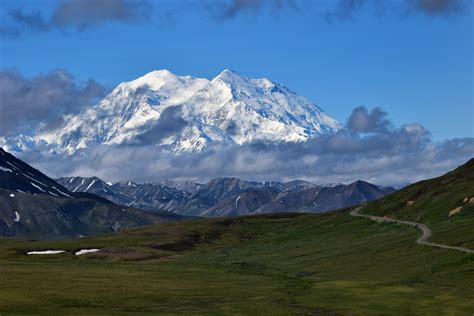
[
  {"x1": 0, "y1": 147, "x2": 395, "y2": 238},
  {"x1": 57, "y1": 176, "x2": 395, "y2": 217},
  {"x1": 0, "y1": 148, "x2": 182, "y2": 238},
  {"x1": 2, "y1": 69, "x2": 341, "y2": 154}
]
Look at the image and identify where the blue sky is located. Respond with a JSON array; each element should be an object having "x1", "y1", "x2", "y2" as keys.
[{"x1": 0, "y1": 0, "x2": 472, "y2": 141}]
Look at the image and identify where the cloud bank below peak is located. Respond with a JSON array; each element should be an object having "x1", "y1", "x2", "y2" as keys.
[
  {"x1": 0, "y1": 69, "x2": 471, "y2": 186},
  {"x1": 16, "y1": 106, "x2": 474, "y2": 187}
]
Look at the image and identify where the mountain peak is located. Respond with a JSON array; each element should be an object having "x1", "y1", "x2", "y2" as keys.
[
  {"x1": 214, "y1": 68, "x2": 247, "y2": 84},
  {"x1": 220, "y1": 68, "x2": 239, "y2": 75},
  {"x1": 120, "y1": 69, "x2": 209, "y2": 94},
  {"x1": 146, "y1": 69, "x2": 179, "y2": 79},
  {"x1": 126, "y1": 69, "x2": 180, "y2": 89},
  {"x1": 153, "y1": 68, "x2": 174, "y2": 74}
]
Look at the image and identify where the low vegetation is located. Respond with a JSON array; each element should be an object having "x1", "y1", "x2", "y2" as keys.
[
  {"x1": 0, "y1": 159, "x2": 473, "y2": 315},
  {"x1": 0, "y1": 209, "x2": 473, "y2": 315}
]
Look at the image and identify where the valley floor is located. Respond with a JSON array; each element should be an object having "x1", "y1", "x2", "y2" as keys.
[{"x1": 0, "y1": 209, "x2": 473, "y2": 315}]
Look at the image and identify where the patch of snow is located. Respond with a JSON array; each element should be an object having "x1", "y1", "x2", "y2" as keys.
[
  {"x1": 112, "y1": 222, "x2": 120, "y2": 231},
  {"x1": 52, "y1": 186, "x2": 73, "y2": 198},
  {"x1": 30, "y1": 182, "x2": 46, "y2": 193},
  {"x1": 5, "y1": 161, "x2": 20, "y2": 170},
  {"x1": 22, "y1": 172, "x2": 46, "y2": 186},
  {"x1": 75, "y1": 249, "x2": 100, "y2": 256},
  {"x1": 9, "y1": 193, "x2": 15, "y2": 198},
  {"x1": 27, "y1": 250, "x2": 65, "y2": 255},
  {"x1": 85, "y1": 179, "x2": 96, "y2": 192},
  {"x1": 235, "y1": 196, "x2": 241, "y2": 208},
  {"x1": 14, "y1": 211, "x2": 20, "y2": 222},
  {"x1": 0, "y1": 166, "x2": 13, "y2": 173}
]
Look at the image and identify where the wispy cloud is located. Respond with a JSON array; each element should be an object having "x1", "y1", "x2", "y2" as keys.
[
  {"x1": 410, "y1": 0, "x2": 468, "y2": 16},
  {"x1": 324, "y1": 0, "x2": 470, "y2": 22},
  {"x1": 1, "y1": 0, "x2": 150, "y2": 37},
  {"x1": 1, "y1": 0, "x2": 469, "y2": 37},
  {"x1": 207, "y1": 0, "x2": 470, "y2": 22},
  {"x1": 208, "y1": 0, "x2": 298, "y2": 20},
  {"x1": 51, "y1": 0, "x2": 150, "y2": 29}
]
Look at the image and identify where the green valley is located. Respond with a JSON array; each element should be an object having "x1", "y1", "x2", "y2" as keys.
[{"x1": 0, "y1": 159, "x2": 473, "y2": 315}]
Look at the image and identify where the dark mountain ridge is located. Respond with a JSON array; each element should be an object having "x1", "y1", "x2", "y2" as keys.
[
  {"x1": 0, "y1": 148, "x2": 182, "y2": 238},
  {"x1": 0, "y1": 148, "x2": 72, "y2": 198}
]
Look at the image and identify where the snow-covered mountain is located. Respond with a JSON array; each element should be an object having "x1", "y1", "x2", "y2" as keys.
[{"x1": 5, "y1": 69, "x2": 341, "y2": 153}]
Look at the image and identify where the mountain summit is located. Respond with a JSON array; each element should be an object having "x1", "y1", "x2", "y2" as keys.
[{"x1": 6, "y1": 69, "x2": 341, "y2": 153}]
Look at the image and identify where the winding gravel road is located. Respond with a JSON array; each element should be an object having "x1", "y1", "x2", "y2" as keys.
[{"x1": 350, "y1": 207, "x2": 474, "y2": 254}]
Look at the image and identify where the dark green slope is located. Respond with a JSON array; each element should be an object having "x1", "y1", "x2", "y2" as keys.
[
  {"x1": 0, "y1": 159, "x2": 472, "y2": 314},
  {"x1": 360, "y1": 157, "x2": 474, "y2": 248}
]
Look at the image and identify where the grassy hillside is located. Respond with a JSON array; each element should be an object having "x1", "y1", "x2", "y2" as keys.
[
  {"x1": 360, "y1": 158, "x2": 474, "y2": 248},
  {"x1": 0, "y1": 212, "x2": 473, "y2": 315},
  {"x1": 0, "y1": 159, "x2": 473, "y2": 315}
]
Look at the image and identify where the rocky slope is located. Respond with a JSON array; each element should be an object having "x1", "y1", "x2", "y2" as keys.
[
  {"x1": 255, "y1": 181, "x2": 396, "y2": 214},
  {"x1": 56, "y1": 176, "x2": 133, "y2": 206},
  {"x1": 59, "y1": 175, "x2": 395, "y2": 217},
  {"x1": 111, "y1": 181, "x2": 189, "y2": 212}
]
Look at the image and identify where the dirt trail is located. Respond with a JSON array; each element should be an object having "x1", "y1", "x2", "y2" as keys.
[{"x1": 350, "y1": 207, "x2": 474, "y2": 254}]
